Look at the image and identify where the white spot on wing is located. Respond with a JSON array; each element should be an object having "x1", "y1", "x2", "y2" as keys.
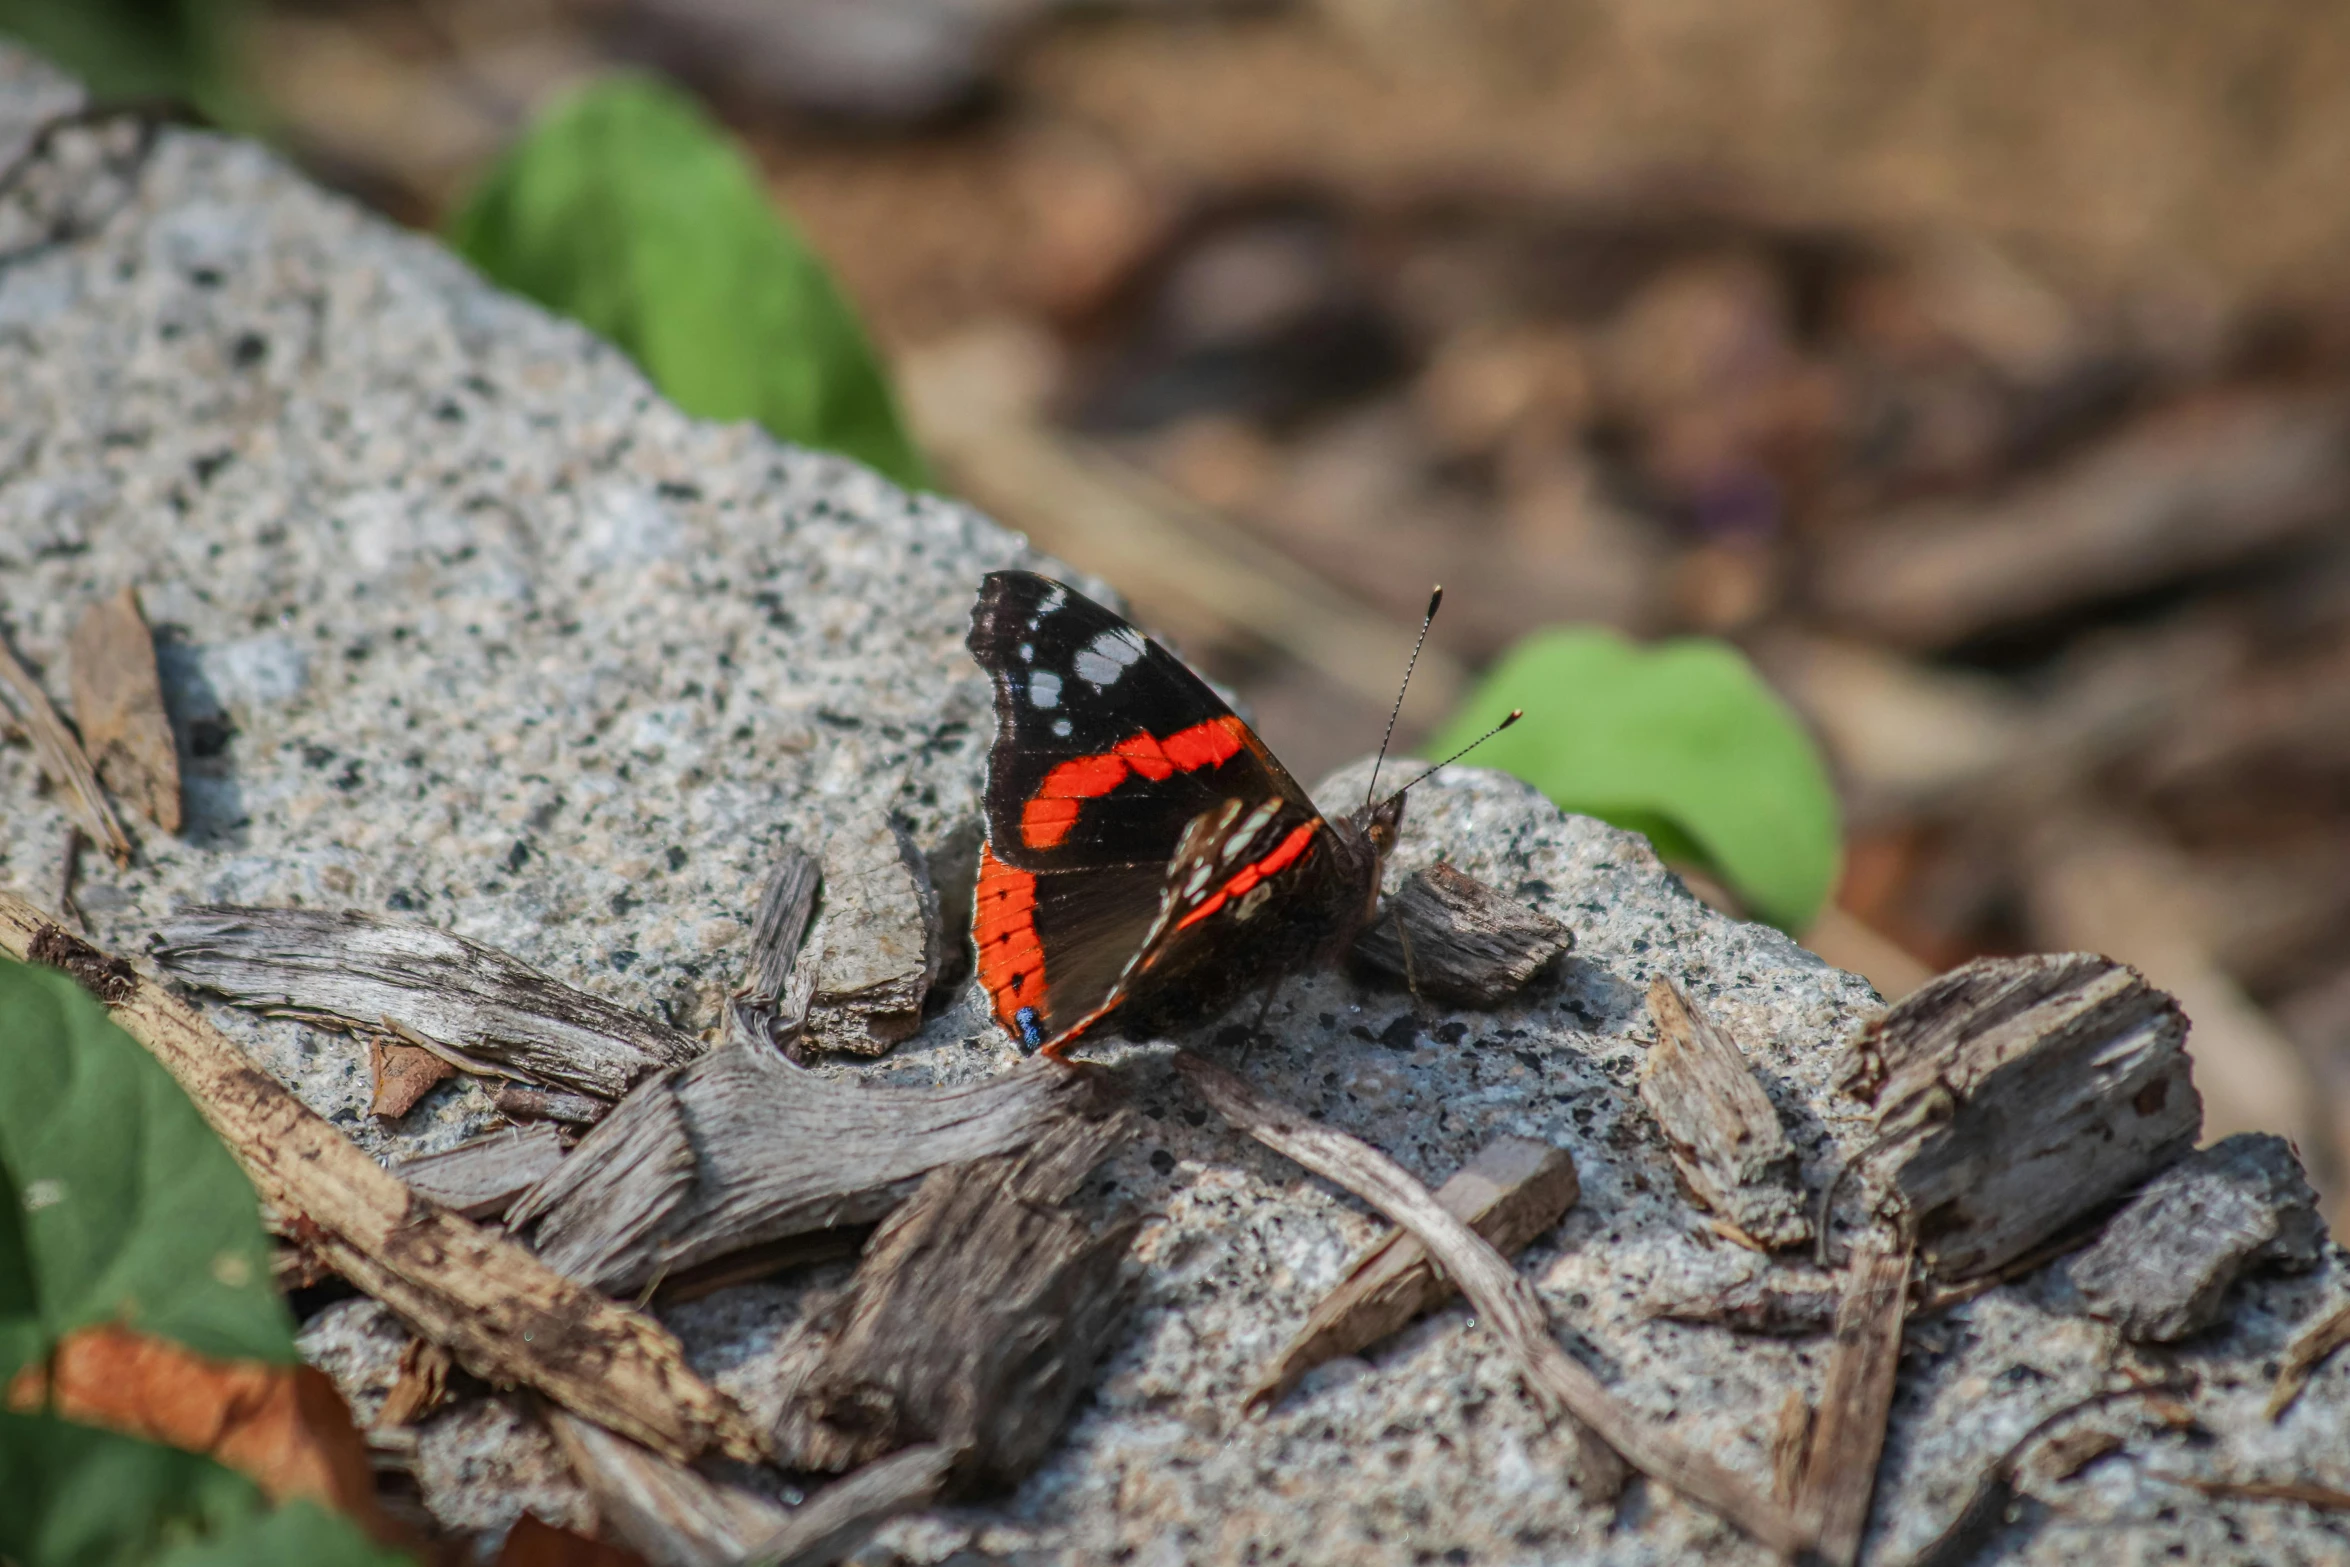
[
  {"x1": 1028, "y1": 670, "x2": 1062, "y2": 709},
  {"x1": 1018, "y1": 642, "x2": 1033, "y2": 662},
  {"x1": 1073, "y1": 628, "x2": 1147, "y2": 688},
  {"x1": 1052, "y1": 718, "x2": 1071, "y2": 736}
]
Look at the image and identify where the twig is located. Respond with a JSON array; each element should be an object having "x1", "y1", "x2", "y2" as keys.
[
  {"x1": 0, "y1": 631, "x2": 132, "y2": 863},
  {"x1": 0, "y1": 893, "x2": 763, "y2": 1465},
  {"x1": 1794, "y1": 1232, "x2": 1913, "y2": 1566},
  {"x1": 1172, "y1": 1050, "x2": 1812, "y2": 1557},
  {"x1": 2269, "y1": 1297, "x2": 2350, "y2": 1419},
  {"x1": 2149, "y1": 1473, "x2": 2350, "y2": 1511}
]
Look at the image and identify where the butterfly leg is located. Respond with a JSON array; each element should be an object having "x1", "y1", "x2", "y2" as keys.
[{"x1": 1393, "y1": 908, "x2": 1429, "y2": 1017}]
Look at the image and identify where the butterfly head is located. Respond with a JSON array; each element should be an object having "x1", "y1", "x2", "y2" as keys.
[{"x1": 1354, "y1": 790, "x2": 1406, "y2": 862}]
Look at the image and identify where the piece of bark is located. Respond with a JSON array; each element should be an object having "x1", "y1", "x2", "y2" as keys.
[
  {"x1": 67, "y1": 586, "x2": 181, "y2": 833},
  {"x1": 742, "y1": 1443, "x2": 954, "y2": 1567},
  {"x1": 549, "y1": 1410, "x2": 788, "y2": 1567},
  {"x1": 377, "y1": 1338, "x2": 451, "y2": 1428},
  {"x1": 1794, "y1": 1233, "x2": 1912, "y2": 1567},
  {"x1": 1350, "y1": 861, "x2": 1573, "y2": 1005},
  {"x1": 495, "y1": 1084, "x2": 607, "y2": 1125},
  {"x1": 2268, "y1": 1297, "x2": 2350, "y2": 1419},
  {"x1": 1842, "y1": 953, "x2": 2202, "y2": 1280},
  {"x1": 1645, "y1": 1270, "x2": 1842, "y2": 1336},
  {"x1": 1173, "y1": 1050, "x2": 1814, "y2": 1558},
  {"x1": 1770, "y1": 1391, "x2": 1814, "y2": 1506},
  {"x1": 389, "y1": 1124, "x2": 568, "y2": 1222},
  {"x1": 369, "y1": 1037, "x2": 456, "y2": 1119},
  {"x1": 2061, "y1": 1133, "x2": 2324, "y2": 1342},
  {"x1": 777, "y1": 1110, "x2": 1138, "y2": 1488},
  {"x1": 1639, "y1": 979, "x2": 1810, "y2": 1250},
  {"x1": 154, "y1": 905, "x2": 702, "y2": 1102},
  {"x1": 799, "y1": 815, "x2": 942, "y2": 1056},
  {"x1": 731, "y1": 847, "x2": 820, "y2": 1049},
  {"x1": 921, "y1": 817, "x2": 983, "y2": 1005},
  {"x1": 0, "y1": 628, "x2": 132, "y2": 862},
  {"x1": 510, "y1": 1042, "x2": 1097, "y2": 1294},
  {"x1": 1814, "y1": 394, "x2": 2350, "y2": 649},
  {"x1": 1247, "y1": 1135, "x2": 1579, "y2": 1411},
  {"x1": 1, "y1": 895, "x2": 763, "y2": 1465}
]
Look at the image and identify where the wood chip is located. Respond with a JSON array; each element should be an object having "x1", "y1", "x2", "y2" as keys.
[
  {"x1": 800, "y1": 815, "x2": 942, "y2": 1056},
  {"x1": 1173, "y1": 1050, "x2": 1813, "y2": 1557},
  {"x1": 368, "y1": 1036, "x2": 456, "y2": 1119},
  {"x1": 0, "y1": 626, "x2": 131, "y2": 863},
  {"x1": 1794, "y1": 1233, "x2": 1912, "y2": 1567},
  {"x1": 66, "y1": 585, "x2": 181, "y2": 833},
  {"x1": 2269, "y1": 1296, "x2": 2350, "y2": 1419},
  {"x1": 494, "y1": 1084, "x2": 607, "y2": 1125},
  {"x1": 1769, "y1": 1391, "x2": 1814, "y2": 1505},
  {"x1": 1843, "y1": 953, "x2": 2201, "y2": 1280},
  {"x1": 777, "y1": 1111, "x2": 1138, "y2": 1487},
  {"x1": 2, "y1": 894, "x2": 763, "y2": 1465},
  {"x1": 1247, "y1": 1135, "x2": 1579, "y2": 1412},
  {"x1": 732, "y1": 847, "x2": 820, "y2": 1048},
  {"x1": 549, "y1": 1409, "x2": 788, "y2": 1567},
  {"x1": 510, "y1": 1042, "x2": 1098, "y2": 1294},
  {"x1": 2063, "y1": 1133, "x2": 2323, "y2": 1342},
  {"x1": 1639, "y1": 979, "x2": 1810, "y2": 1250},
  {"x1": 1350, "y1": 861, "x2": 1574, "y2": 1005},
  {"x1": 744, "y1": 1444, "x2": 955, "y2": 1567},
  {"x1": 389, "y1": 1124, "x2": 568, "y2": 1221},
  {"x1": 153, "y1": 905, "x2": 702, "y2": 1102},
  {"x1": 1645, "y1": 1270, "x2": 1842, "y2": 1336},
  {"x1": 377, "y1": 1338, "x2": 451, "y2": 1428}
]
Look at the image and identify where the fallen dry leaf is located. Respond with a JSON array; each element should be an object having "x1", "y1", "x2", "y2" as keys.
[
  {"x1": 371, "y1": 1036, "x2": 458, "y2": 1119},
  {"x1": 7, "y1": 1322, "x2": 391, "y2": 1539}
]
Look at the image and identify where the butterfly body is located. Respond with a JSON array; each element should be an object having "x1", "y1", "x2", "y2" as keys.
[{"x1": 967, "y1": 571, "x2": 1401, "y2": 1055}]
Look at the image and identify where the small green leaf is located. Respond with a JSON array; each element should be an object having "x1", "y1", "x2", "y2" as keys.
[
  {"x1": 0, "y1": 958, "x2": 291, "y2": 1381},
  {"x1": 0, "y1": 0, "x2": 258, "y2": 129},
  {"x1": 447, "y1": 74, "x2": 927, "y2": 490},
  {"x1": 154, "y1": 1499, "x2": 414, "y2": 1567},
  {"x1": 1431, "y1": 627, "x2": 1841, "y2": 931},
  {"x1": 0, "y1": 1409, "x2": 262, "y2": 1567}
]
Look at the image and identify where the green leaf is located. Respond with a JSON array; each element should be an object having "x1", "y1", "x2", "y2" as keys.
[
  {"x1": 0, "y1": 957, "x2": 291, "y2": 1382},
  {"x1": 447, "y1": 74, "x2": 927, "y2": 491},
  {"x1": 154, "y1": 1499, "x2": 413, "y2": 1567},
  {"x1": 0, "y1": 1409, "x2": 262, "y2": 1567},
  {"x1": 1431, "y1": 627, "x2": 1841, "y2": 931},
  {"x1": 0, "y1": 0, "x2": 257, "y2": 129}
]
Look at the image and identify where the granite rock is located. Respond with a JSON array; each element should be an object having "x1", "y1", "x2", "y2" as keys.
[{"x1": 5, "y1": 45, "x2": 2348, "y2": 1566}]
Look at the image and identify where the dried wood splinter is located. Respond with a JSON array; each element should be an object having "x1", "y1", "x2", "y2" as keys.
[
  {"x1": 389, "y1": 1123, "x2": 567, "y2": 1222},
  {"x1": 67, "y1": 585, "x2": 181, "y2": 834},
  {"x1": 1248, "y1": 1135, "x2": 1578, "y2": 1411},
  {"x1": 1639, "y1": 978, "x2": 1810, "y2": 1250}
]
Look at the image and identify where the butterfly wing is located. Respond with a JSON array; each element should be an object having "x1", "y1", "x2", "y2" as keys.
[{"x1": 967, "y1": 571, "x2": 1318, "y2": 1048}]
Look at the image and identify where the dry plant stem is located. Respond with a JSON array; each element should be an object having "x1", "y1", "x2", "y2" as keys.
[
  {"x1": 0, "y1": 631, "x2": 131, "y2": 862},
  {"x1": 2269, "y1": 1297, "x2": 2350, "y2": 1418},
  {"x1": 1248, "y1": 1135, "x2": 1579, "y2": 1412},
  {"x1": 2150, "y1": 1474, "x2": 2350, "y2": 1511},
  {"x1": 1794, "y1": 1233, "x2": 1913, "y2": 1567},
  {"x1": 1639, "y1": 978, "x2": 1810, "y2": 1250},
  {"x1": 1172, "y1": 1050, "x2": 1813, "y2": 1558},
  {"x1": 0, "y1": 893, "x2": 763, "y2": 1465}
]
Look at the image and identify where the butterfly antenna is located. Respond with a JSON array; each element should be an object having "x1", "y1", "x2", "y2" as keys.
[
  {"x1": 1364, "y1": 585, "x2": 1444, "y2": 810},
  {"x1": 1381, "y1": 709, "x2": 1523, "y2": 806}
]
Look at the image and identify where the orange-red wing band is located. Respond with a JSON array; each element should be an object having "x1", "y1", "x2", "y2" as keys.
[
  {"x1": 1176, "y1": 821, "x2": 1319, "y2": 931},
  {"x1": 1018, "y1": 715, "x2": 1251, "y2": 849},
  {"x1": 975, "y1": 845, "x2": 1048, "y2": 1046}
]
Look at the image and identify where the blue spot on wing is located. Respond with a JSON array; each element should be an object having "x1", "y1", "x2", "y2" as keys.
[{"x1": 1015, "y1": 1006, "x2": 1045, "y2": 1050}]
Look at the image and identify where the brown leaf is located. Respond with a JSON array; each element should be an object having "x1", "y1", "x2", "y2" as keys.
[
  {"x1": 7, "y1": 1323, "x2": 392, "y2": 1538},
  {"x1": 371, "y1": 1036, "x2": 457, "y2": 1119},
  {"x1": 378, "y1": 1337, "x2": 452, "y2": 1428},
  {"x1": 68, "y1": 586, "x2": 181, "y2": 834}
]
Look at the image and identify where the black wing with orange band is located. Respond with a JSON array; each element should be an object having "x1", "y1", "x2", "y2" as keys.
[{"x1": 966, "y1": 571, "x2": 1318, "y2": 1049}]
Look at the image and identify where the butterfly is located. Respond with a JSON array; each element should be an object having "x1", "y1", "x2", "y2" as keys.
[{"x1": 965, "y1": 571, "x2": 1409, "y2": 1057}]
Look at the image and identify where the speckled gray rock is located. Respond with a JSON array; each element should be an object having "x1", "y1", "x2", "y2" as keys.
[{"x1": 5, "y1": 46, "x2": 2348, "y2": 1567}]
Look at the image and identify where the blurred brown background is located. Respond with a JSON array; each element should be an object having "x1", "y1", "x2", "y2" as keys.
[{"x1": 239, "y1": 0, "x2": 2350, "y2": 1196}]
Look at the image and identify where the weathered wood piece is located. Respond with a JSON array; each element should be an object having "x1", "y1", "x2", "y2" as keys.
[
  {"x1": 2062, "y1": 1133, "x2": 2323, "y2": 1342},
  {"x1": 368, "y1": 1037, "x2": 455, "y2": 1119},
  {"x1": 510, "y1": 1043, "x2": 1097, "y2": 1293},
  {"x1": 0, "y1": 895, "x2": 762, "y2": 1465},
  {"x1": 549, "y1": 1409, "x2": 787, "y2": 1567},
  {"x1": 744, "y1": 1443, "x2": 954, "y2": 1567},
  {"x1": 731, "y1": 847, "x2": 820, "y2": 1049},
  {"x1": 494, "y1": 1084, "x2": 606, "y2": 1125},
  {"x1": 153, "y1": 905, "x2": 702, "y2": 1101},
  {"x1": 1351, "y1": 861, "x2": 1573, "y2": 1005},
  {"x1": 66, "y1": 586, "x2": 180, "y2": 833},
  {"x1": 1639, "y1": 979, "x2": 1810, "y2": 1250},
  {"x1": 1842, "y1": 953, "x2": 2202, "y2": 1280},
  {"x1": 2271, "y1": 1297, "x2": 2350, "y2": 1419},
  {"x1": 1646, "y1": 1270, "x2": 1841, "y2": 1336},
  {"x1": 389, "y1": 1124, "x2": 568, "y2": 1221},
  {"x1": 1174, "y1": 1050, "x2": 1814, "y2": 1558},
  {"x1": 1793, "y1": 1233, "x2": 1911, "y2": 1567},
  {"x1": 0, "y1": 628, "x2": 131, "y2": 862},
  {"x1": 1247, "y1": 1135, "x2": 1579, "y2": 1411},
  {"x1": 776, "y1": 1110, "x2": 1139, "y2": 1487},
  {"x1": 800, "y1": 815, "x2": 941, "y2": 1056}
]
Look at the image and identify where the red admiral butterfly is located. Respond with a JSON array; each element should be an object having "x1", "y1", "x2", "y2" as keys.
[{"x1": 967, "y1": 570, "x2": 1508, "y2": 1057}]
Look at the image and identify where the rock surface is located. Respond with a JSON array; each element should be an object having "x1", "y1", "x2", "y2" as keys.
[{"x1": 4, "y1": 45, "x2": 2348, "y2": 1567}]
